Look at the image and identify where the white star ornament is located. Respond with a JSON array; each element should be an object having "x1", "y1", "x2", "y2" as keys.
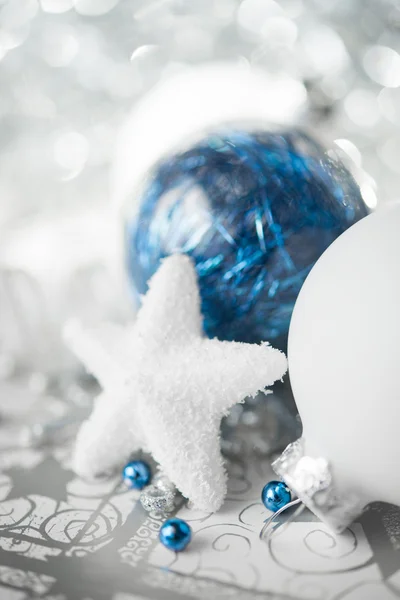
[{"x1": 65, "y1": 254, "x2": 287, "y2": 512}]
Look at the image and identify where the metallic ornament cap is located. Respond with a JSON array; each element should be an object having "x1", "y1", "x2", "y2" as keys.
[{"x1": 272, "y1": 438, "x2": 365, "y2": 534}]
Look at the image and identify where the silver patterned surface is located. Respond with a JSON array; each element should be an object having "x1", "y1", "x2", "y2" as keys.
[{"x1": 0, "y1": 381, "x2": 399, "y2": 600}]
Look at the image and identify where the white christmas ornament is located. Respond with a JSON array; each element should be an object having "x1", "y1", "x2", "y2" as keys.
[
  {"x1": 273, "y1": 204, "x2": 400, "y2": 533},
  {"x1": 65, "y1": 254, "x2": 287, "y2": 512}
]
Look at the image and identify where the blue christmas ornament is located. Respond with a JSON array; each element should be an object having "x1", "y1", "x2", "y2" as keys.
[
  {"x1": 159, "y1": 517, "x2": 192, "y2": 552},
  {"x1": 125, "y1": 129, "x2": 368, "y2": 348},
  {"x1": 122, "y1": 460, "x2": 151, "y2": 490},
  {"x1": 262, "y1": 480, "x2": 291, "y2": 512}
]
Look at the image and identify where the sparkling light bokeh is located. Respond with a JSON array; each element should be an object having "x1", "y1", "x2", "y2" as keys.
[{"x1": 0, "y1": 0, "x2": 398, "y2": 224}]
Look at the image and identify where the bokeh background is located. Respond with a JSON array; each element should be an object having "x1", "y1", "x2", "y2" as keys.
[{"x1": 0, "y1": 0, "x2": 398, "y2": 376}]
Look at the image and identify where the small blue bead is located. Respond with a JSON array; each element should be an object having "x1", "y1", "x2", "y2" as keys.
[
  {"x1": 122, "y1": 460, "x2": 151, "y2": 490},
  {"x1": 159, "y1": 518, "x2": 192, "y2": 552},
  {"x1": 261, "y1": 480, "x2": 291, "y2": 512}
]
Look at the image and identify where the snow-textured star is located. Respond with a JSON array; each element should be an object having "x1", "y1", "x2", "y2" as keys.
[{"x1": 64, "y1": 255, "x2": 287, "y2": 512}]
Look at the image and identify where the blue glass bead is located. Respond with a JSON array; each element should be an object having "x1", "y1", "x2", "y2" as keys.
[
  {"x1": 122, "y1": 460, "x2": 151, "y2": 490},
  {"x1": 125, "y1": 129, "x2": 368, "y2": 349},
  {"x1": 159, "y1": 517, "x2": 192, "y2": 552},
  {"x1": 262, "y1": 480, "x2": 291, "y2": 512}
]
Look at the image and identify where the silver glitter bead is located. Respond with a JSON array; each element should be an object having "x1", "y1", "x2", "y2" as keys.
[{"x1": 139, "y1": 484, "x2": 175, "y2": 514}]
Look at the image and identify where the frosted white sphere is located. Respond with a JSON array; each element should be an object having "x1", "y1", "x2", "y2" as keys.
[{"x1": 285, "y1": 204, "x2": 400, "y2": 529}]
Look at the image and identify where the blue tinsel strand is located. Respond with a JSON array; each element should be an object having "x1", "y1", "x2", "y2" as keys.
[{"x1": 125, "y1": 129, "x2": 368, "y2": 348}]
